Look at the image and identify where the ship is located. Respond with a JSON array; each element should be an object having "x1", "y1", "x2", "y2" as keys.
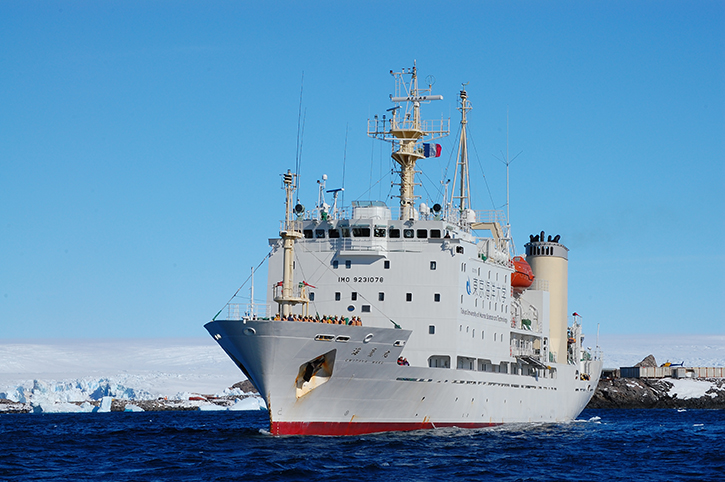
[{"x1": 205, "y1": 64, "x2": 603, "y2": 436}]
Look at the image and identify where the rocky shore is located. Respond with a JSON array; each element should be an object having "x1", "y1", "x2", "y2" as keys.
[
  {"x1": 586, "y1": 377, "x2": 725, "y2": 409},
  {"x1": 587, "y1": 354, "x2": 725, "y2": 409}
]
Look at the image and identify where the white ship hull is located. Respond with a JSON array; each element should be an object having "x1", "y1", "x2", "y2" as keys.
[{"x1": 206, "y1": 319, "x2": 602, "y2": 435}]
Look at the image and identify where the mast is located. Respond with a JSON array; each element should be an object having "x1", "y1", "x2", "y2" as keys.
[
  {"x1": 368, "y1": 62, "x2": 449, "y2": 220},
  {"x1": 450, "y1": 85, "x2": 472, "y2": 215},
  {"x1": 274, "y1": 169, "x2": 309, "y2": 317}
]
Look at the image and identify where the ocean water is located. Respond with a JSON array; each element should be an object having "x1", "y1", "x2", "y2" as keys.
[{"x1": 1, "y1": 409, "x2": 723, "y2": 481}]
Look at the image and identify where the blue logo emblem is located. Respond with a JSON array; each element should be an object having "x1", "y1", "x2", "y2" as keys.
[{"x1": 466, "y1": 278, "x2": 471, "y2": 295}]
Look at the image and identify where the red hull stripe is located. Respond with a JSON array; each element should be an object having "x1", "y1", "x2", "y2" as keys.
[{"x1": 271, "y1": 421, "x2": 499, "y2": 436}]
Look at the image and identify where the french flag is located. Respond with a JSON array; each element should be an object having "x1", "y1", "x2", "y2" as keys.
[{"x1": 423, "y1": 143, "x2": 442, "y2": 158}]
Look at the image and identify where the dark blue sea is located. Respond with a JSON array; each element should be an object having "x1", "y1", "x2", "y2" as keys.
[{"x1": 1, "y1": 409, "x2": 723, "y2": 481}]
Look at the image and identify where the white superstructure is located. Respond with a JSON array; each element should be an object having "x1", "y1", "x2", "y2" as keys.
[{"x1": 205, "y1": 64, "x2": 602, "y2": 435}]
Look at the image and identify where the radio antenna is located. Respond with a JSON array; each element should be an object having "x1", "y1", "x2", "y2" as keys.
[{"x1": 295, "y1": 72, "x2": 305, "y2": 202}]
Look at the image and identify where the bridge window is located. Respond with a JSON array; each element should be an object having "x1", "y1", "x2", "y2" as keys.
[
  {"x1": 374, "y1": 227, "x2": 386, "y2": 237},
  {"x1": 430, "y1": 229, "x2": 441, "y2": 238},
  {"x1": 403, "y1": 229, "x2": 414, "y2": 239},
  {"x1": 315, "y1": 229, "x2": 325, "y2": 238},
  {"x1": 417, "y1": 229, "x2": 427, "y2": 238},
  {"x1": 352, "y1": 226, "x2": 370, "y2": 237},
  {"x1": 389, "y1": 228, "x2": 400, "y2": 238},
  {"x1": 341, "y1": 227, "x2": 351, "y2": 237},
  {"x1": 328, "y1": 228, "x2": 340, "y2": 238},
  {"x1": 303, "y1": 229, "x2": 313, "y2": 239}
]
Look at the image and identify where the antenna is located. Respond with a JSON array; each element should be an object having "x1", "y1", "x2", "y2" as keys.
[
  {"x1": 493, "y1": 107, "x2": 522, "y2": 252},
  {"x1": 295, "y1": 72, "x2": 305, "y2": 203},
  {"x1": 249, "y1": 266, "x2": 255, "y2": 319},
  {"x1": 342, "y1": 123, "x2": 348, "y2": 209}
]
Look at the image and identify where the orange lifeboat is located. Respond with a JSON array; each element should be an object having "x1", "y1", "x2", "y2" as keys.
[{"x1": 511, "y1": 256, "x2": 534, "y2": 290}]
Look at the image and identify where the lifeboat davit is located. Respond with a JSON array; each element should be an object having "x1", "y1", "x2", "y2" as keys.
[{"x1": 511, "y1": 256, "x2": 534, "y2": 290}]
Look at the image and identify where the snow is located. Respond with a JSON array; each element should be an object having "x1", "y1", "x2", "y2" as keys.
[
  {"x1": 666, "y1": 378, "x2": 718, "y2": 400},
  {"x1": 0, "y1": 338, "x2": 264, "y2": 413},
  {"x1": 1, "y1": 334, "x2": 723, "y2": 413},
  {"x1": 596, "y1": 334, "x2": 725, "y2": 368}
]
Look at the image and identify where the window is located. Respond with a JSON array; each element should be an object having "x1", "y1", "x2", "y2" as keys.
[
  {"x1": 333, "y1": 260, "x2": 338, "y2": 269},
  {"x1": 403, "y1": 229, "x2": 414, "y2": 238},
  {"x1": 429, "y1": 325, "x2": 435, "y2": 334},
  {"x1": 389, "y1": 228, "x2": 400, "y2": 238},
  {"x1": 303, "y1": 229, "x2": 313, "y2": 239},
  {"x1": 384, "y1": 260, "x2": 390, "y2": 269},
  {"x1": 345, "y1": 260, "x2": 351, "y2": 269},
  {"x1": 428, "y1": 355, "x2": 450, "y2": 368},
  {"x1": 406, "y1": 293, "x2": 412, "y2": 302},
  {"x1": 351, "y1": 292, "x2": 358, "y2": 301},
  {"x1": 378, "y1": 292, "x2": 384, "y2": 301},
  {"x1": 456, "y1": 246, "x2": 464, "y2": 254},
  {"x1": 315, "y1": 229, "x2": 325, "y2": 238},
  {"x1": 335, "y1": 292, "x2": 341, "y2": 301},
  {"x1": 430, "y1": 261, "x2": 436, "y2": 270},
  {"x1": 328, "y1": 228, "x2": 340, "y2": 238},
  {"x1": 374, "y1": 227, "x2": 386, "y2": 238},
  {"x1": 352, "y1": 226, "x2": 370, "y2": 237},
  {"x1": 361, "y1": 305, "x2": 371, "y2": 313},
  {"x1": 430, "y1": 229, "x2": 441, "y2": 238},
  {"x1": 341, "y1": 227, "x2": 351, "y2": 237},
  {"x1": 309, "y1": 292, "x2": 315, "y2": 301},
  {"x1": 416, "y1": 229, "x2": 427, "y2": 238},
  {"x1": 434, "y1": 293, "x2": 440, "y2": 302}
]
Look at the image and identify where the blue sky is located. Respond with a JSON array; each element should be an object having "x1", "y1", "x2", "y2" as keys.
[{"x1": 1, "y1": 1, "x2": 723, "y2": 338}]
